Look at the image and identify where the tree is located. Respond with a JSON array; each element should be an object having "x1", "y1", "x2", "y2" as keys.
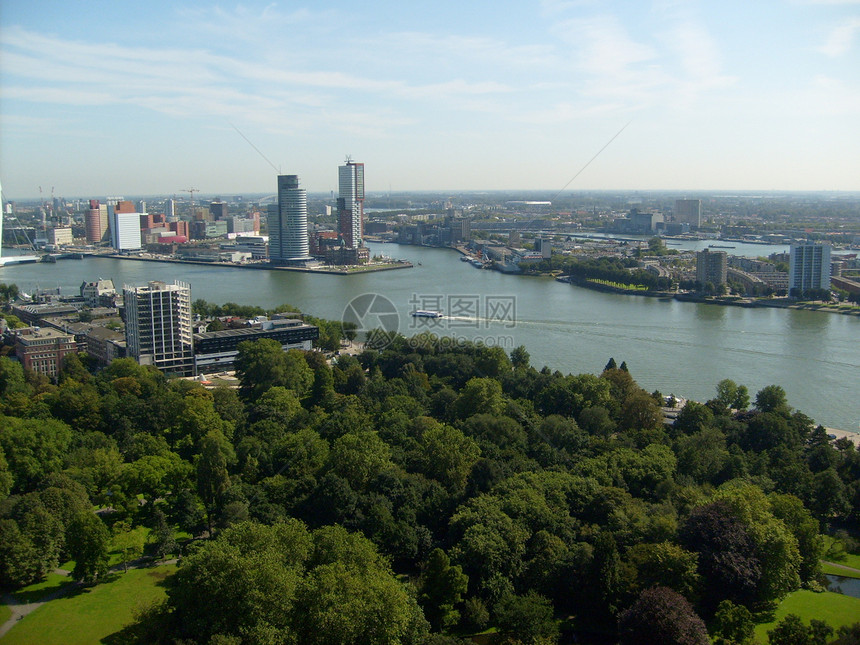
[
  {"x1": 454, "y1": 378, "x2": 505, "y2": 419},
  {"x1": 419, "y1": 548, "x2": 469, "y2": 631},
  {"x1": 150, "y1": 507, "x2": 178, "y2": 559},
  {"x1": 329, "y1": 430, "x2": 392, "y2": 490},
  {"x1": 712, "y1": 600, "x2": 755, "y2": 645},
  {"x1": 619, "y1": 389, "x2": 662, "y2": 431},
  {"x1": 618, "y1": 587, "x2": 709, "y2": 645},
  {"x1": 67, "y1": 511, "x2": 111, "y2": 583},
  {"x1": 755, "y1": 385, "x2": 790, "y2": 415},
  {"x1": 511, "y1": 346, "x2": 531, "y2": 370},
  {"x1": 767, "y1": 614, "x2": 832, "y2": 645},
  {"x1": 0, "y1": 416, "x2": 73, "y2": 492},
  {"x1": 196, "y1": 430, "x2": 235, "y2": 535},
  {"x1": 674, "y1": 400, "x2": 715, "y2": 435},
  {"x1": 769, "y1": 493, "x2": 823, "y2": 584},
  {"x1": 625, "y1": 541, "x2": 699, "y2": 599},
  {"x1": 680, "y1": 501, "x2": 762, "y2": 608},
  {"x1": 112, "y1": 520, "x2": 146, "y2": 572},
  {"x1": 0, "y1": 356, "x2": 31, "y2": 399},
  {"x1": 494, "y1": 591, "x2": 559, "y2": 644},
  {"x1": 419, "y1": 424, "x2": 481, "y2": 493},
  {"x1": 234, "y1": 339, "x2": 312, "y2": 400},
  {"x1": 162, "y1": 520, "x2": 428, "y2": 645}
]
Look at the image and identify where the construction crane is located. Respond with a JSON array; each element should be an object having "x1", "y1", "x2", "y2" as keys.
[{"x1": 181, "y1": 187, "x2": 199, "y2": 218}]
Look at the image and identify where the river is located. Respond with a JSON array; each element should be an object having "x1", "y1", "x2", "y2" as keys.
[{"x1": 1, "y1": 243, "x2": 858, "y2": 432}]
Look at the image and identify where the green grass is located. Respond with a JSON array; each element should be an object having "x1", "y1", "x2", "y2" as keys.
[
  {"x1": 0, "y1": 564, "x2": 176, "y2": 645},
  {"x1": 823, "y1": 561, "x2": 860, "y2": 578},
  {"x1": 0, "y1": 605, "x2": 11, "y2": 626},
  {"x1": 830, "y1": 552, "x2": 860, "y2": 570},
  {"x1": 10, "y1": 573, "x2": 72, "y2": 605},
  {"x1": 754, "y1": 590, "x2": 860, "y2": 643}
]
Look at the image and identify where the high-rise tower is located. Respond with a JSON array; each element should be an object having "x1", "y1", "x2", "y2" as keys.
[
  {"x1": 123, "y1": 280, "x2": 194, "y2": 376},
  {"x1": 268, "y1": 175, "x2": 311, "y2": 264},
  {"x1": 789, "y1": 243, "x2": 831, "y2": 296},
  {"x1": 696, "y1": 249, "x2": 727, "y2": 287},
  {"x1": 85, "y1": 199, "x2": 109, "y2": 244},
  {"x1": 675, "y1": 199, "x2": 702, "y2": 228},
  {"x1": 337, "y1": 159, "x2": 365, "y2": 248}
]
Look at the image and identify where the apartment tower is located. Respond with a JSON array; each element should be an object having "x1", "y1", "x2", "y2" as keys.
[
  {"x1": 337, "y1": 159, "x2": 365, "y2": 248},
  {"x1": 789, "y1": 243, "x2": 831, "y2": 295},
  {"x1": 123, "y1": 280, "x2": 194, "y2": 376}
]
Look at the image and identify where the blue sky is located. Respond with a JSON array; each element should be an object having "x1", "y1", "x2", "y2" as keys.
[{"x1": 1, "y1": 0, "x2": 858, "y2": 199}]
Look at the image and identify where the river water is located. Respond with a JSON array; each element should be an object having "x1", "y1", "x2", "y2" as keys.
[{"x1": 1, "y1": 243, "x2": 858, "y2": 432}]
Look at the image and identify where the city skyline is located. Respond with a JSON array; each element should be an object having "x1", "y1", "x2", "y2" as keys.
[{"x1": 1, "y1": 0, "x2": 859, "y2": 199}]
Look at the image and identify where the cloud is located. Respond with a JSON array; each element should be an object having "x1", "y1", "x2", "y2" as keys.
[{"x1": 818, "y1": 18, "x2": 860, "y2": 56}]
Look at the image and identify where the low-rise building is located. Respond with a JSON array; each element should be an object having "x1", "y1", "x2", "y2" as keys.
[
  {"x1": 48, "y1": 227, "x2": 74, "y2": 246},
  {"x1": 13, "y1": 327, "x2": 77, "y2": 380},
  {"x1": 80, "y1": 279, "x2": 118, "y2": 307},
  {"x1": 85, "y1": 326, "x2": 127, "y2": 367},
  {"x1": 193, "y1": 317, "x2": 319, "y2": 374}
]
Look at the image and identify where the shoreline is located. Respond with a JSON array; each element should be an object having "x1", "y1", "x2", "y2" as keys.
[
  {"x1": 825, "y1": 428, "x2": 860, "y2": 448},
  {"x1": 94, "y1": 254, "x2": 412, "y2": 275}
]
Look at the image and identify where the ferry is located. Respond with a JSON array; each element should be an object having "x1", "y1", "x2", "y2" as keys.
[
  {"x1": 460, "y1": 255, "x2": 471, "y2": 262},
  {"x1": 411, "y1": 310, "x2": 444, "y2": 318}
]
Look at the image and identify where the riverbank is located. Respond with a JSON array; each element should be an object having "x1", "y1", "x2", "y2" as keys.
[
  {"x1": 95, "y1": 253, "x2": 413, "y2": 275},
  {"x1": 552, "y1": 276, "x2": 860, "y2": 316}
]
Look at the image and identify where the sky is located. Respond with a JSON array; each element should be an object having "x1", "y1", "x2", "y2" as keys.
[{"x1": 1, "y1": 0, "x2": 859, "y2": 199}]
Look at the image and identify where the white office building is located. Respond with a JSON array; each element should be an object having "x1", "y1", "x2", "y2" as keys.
[{"x1": 110, "y1": 209, "x2": 142, "y2": 251}]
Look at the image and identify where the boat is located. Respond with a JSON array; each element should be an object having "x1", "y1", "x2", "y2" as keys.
[
  {"x1": 411, "y1": 310, "x2": 443, "y2": 318},
  {"x1": 708, "y1": 244, "x2": 736, "y2": 249},
  {"x1": 471, "y1": 259, "x2": 485, "y2": 268},
  {"x1": 460, "y1": 255, "x2": 471, "y2": 262}
]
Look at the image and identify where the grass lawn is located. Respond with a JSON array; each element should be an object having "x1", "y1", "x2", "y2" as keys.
[
  {"x1": 10, "y1": 573, "x2": 72, "y2": 605},
  {"x1": 0, "y1": 564, "x2": 176, "y2": 645},
  {"x1": 754, "y1": 590, "x2": 860, "y2": 643},
  {"x1": 0, "y1": 605, "x2": 10, "y2": 626},
  {"x1": 823, "y1": 561, "x2": 860, "y2": 577},
  {"x1": 829, "y1": 552, "x2": 860, "y2": 571}
]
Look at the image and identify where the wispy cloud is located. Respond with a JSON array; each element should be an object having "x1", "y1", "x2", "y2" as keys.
[{"x1": 817, "y1": 17, "x2": 860, "y2": 55}]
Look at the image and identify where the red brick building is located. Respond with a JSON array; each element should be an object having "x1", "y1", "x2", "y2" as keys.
[{"x1": 13, "y1": 327, "x2": 77, "y2": 380}]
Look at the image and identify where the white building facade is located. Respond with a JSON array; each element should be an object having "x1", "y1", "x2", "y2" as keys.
[
  {"x1": 110, "y1": 210, "x2": 142, "y2": 251},
  {"x1": 123, "y1": 280, "x2": 194, "y2": 375},
  {"x1": 789, "y1": 243, "x2": 831, "y2": 295},
  {"x1": 337, "y1": 160, "x2": 365, "y2": 248},
  {"x1": 267, "y1": 174, "x2": 311, "y2": 264}
]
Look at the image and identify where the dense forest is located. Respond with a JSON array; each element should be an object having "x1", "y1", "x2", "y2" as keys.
[{"x1": 1, "y1": 315, "x2": 859, "y2": 644}]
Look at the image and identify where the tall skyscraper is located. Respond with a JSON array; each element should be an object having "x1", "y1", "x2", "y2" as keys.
[
  {"x1": 267, "y1": 175, "x2": 311, "y2": 264},
  {"x1": 85, "y1": 199, "x2": 109, "y2": 244},
  {"x1": 696, "y1": 249, "x2": 727, "y2": 286},
  {"x1": 675, "y1": 199, "x2": 702, "y2": 228},
  {"x1": 789, "y1": 243, "x2": 831, "y2": 295},
  {"x1": 337, "y1": 159, "x2": 365, "y2": 248},
  {"x1": 166, "y1": 198, "x2": 176, "y2": 221},
  {"x1": 123, "y1": 280, "x2": 194, "y2": 376}
]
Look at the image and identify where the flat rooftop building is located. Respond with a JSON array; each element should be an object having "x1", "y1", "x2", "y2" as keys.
[
  {"x1": 194, "y1": 317, "x2": 319, "y2": 374},
  {"x1": 124, "y1": 280, "x2": 194, "y2": 376},
  {"x1": 13, "y1": 327, "x2": 77, "y2": 380}
]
